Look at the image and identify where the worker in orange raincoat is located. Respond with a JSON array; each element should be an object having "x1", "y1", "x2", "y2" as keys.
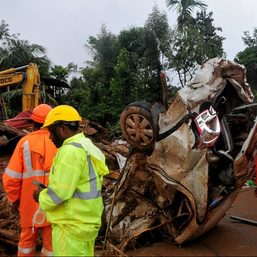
[{"x1": 3, "y1": 104, "x2": 57, "y2": 256}]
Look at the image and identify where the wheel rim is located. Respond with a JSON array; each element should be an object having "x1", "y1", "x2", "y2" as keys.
[{"x1": 125, "y1": 114, "x2": 154, "y2": 146}]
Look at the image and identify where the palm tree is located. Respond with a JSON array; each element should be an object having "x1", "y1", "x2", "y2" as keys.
[
  {"x1": 166, "y1": 0, "x2": 207, "y2": 29},
  {"x1": 0, "y1": 38, "x2": 50, "y2": 75},
  {"x1": 0, "y1": 20, "x2": 10, "y2": 41}
]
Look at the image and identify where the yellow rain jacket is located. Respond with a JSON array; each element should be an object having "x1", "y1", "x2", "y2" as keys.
[{"x1": 39, "y1": 132, "x2": 109, "y2": 241}]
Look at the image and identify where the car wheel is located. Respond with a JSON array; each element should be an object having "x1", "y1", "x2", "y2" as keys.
[{"x1": 120, "y1": 101, "x2": 156, "y2": 151}]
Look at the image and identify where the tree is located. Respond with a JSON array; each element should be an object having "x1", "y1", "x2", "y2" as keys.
[
  {"x1": 0, "y1": 20, "x2": 11, "y2": 41},
  {"x1": 111, "y1": 6, "x2": 173, "y2": 107},
  {"x1": 235, "y1": 28, "x2": 257, "y2": 92},
  {"x1": 0, "y1": 20, "x2": 50, "y2": 75},
  {"x1": 65, "y1": 15, "x2": 170, "y2": 137},
  {"x1": 193, "y1": 11, "x2": 224, "y2": 63},
  {"x1": 165, "y1": 2, "x2": 224, "y2": 87},
  {"x1": 50, "y1": 63, "x2": 77, "y2": 81},
  {"x1": 241, "y1": 29, "x2": 257, "y2": 47},
  {"x1": 64, "y1": 25, "x2": 119, "y2": 128},
  {"x1": 0, "y1": 38, "x2": 50, "y2": 75},
  {"x1": 168, "y1": 11, "x2": 225, "y2": 87},
  {"x1": 166, "y1": 0, "x2": 207, "y2": 29},
  {"x1": 113, "y1": 26, "x2": 162, "y2": 104},
  {"x1": 145, "y1": 5, "x2": 172, "y2": 63}
]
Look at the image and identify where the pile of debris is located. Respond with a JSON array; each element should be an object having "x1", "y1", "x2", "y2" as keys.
[{"x1": 0, "y1": 157, "x2": 20, "y2": 246}]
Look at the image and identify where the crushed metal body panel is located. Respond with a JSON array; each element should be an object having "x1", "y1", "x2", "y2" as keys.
[{"x1": 105, "y1": 58, "x2": 257, "y2": 252}]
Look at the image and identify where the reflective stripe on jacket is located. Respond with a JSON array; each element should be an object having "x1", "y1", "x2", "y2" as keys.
[
  {"x1": 39, "y1": 132, "x2": 109, "y2": 241},
  {"x1": 3, "y1": 130, "x2": 57, "y2": 227}
]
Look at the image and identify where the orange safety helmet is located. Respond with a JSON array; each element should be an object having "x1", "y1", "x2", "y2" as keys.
[{"x1": 31, "y1": 104, "x2": 52, "y2": 124}]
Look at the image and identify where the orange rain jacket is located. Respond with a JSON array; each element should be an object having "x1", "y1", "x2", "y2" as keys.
[{"x1": 3, "y1": 130, "x2": 57, "y2": 228}]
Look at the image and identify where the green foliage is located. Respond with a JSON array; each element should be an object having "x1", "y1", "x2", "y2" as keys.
[
  {"x1": 145, "y1": 5, "x2": 172, "y2": 57},
  {"x1": 64, "y1": 14, "x2": 169, "y2": 137},
  {"x1": 0, "y1": 20, "x2": 11, "y2": 41},
  {"x1": 0, "y1": 20, "x2": 50, "y2": 75},
  {"x1": 50, "y1": 63, "x2": 77, "y2": 81},
  {"x1": 193, "y1": 11, "x2": 225, "y2": 63},
  {"x1": 114, "y1": 26, "x2": 162, "y2": 104},
  {"x1": 235, "y1": 28, "x2": 257, "y2": 91},
  {"x1": 168, "y1": 11, "x2": 225, "y2": 86},
  {"x1": 241, "y1": 28, "x2": 257, "y2": 47},
  {"x1": 0, "y1": 38, "x2": 50, "y2": 75},
  {"x1": 165, "y1": 1, "x2": 224, "y2": 87},
  {"x1": 2, "y1": 89, "x2": 22, "y2": 117},
  {"x1": 106, "y1": 120, "x2": 121, "y2": 140}
]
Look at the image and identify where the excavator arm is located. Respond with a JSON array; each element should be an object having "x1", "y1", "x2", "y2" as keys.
[
  {"x1": 21, "y1": 63, "x2": 41, "y2": 111},
  {"x1": 0, "y1": 63, "x2": 41, "y2": 111}
]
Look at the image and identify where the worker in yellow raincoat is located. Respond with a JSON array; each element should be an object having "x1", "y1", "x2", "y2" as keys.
[{"x1": 33, "y1": 105, "x2": 109, "y2": 256}]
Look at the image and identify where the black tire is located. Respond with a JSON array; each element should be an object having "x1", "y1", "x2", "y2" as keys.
[{"x1": 120, "y1": 101, "x2": 156, "y2": 151}]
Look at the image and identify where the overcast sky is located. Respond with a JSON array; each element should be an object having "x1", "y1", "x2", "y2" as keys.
[{"x1": 2, "y1": 0, "x2": 257, "y2": 68}]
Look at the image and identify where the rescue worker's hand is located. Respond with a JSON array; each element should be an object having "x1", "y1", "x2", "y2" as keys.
[
  {"x1": 11, "y1": 200, "x2": 20, "y2": 214},
  {"x1": 33, "y1": 188, "x2": 43, "y2": 203}
]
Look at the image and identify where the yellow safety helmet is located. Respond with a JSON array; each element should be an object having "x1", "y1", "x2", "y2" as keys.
[{"x1": 42, "y1": 105, "x2": 82, "y2": 128}]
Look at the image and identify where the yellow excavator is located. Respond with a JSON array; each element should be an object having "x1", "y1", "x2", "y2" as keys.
[{"x1": 0, "y1": 62, "x2": 70, "y2": 118}]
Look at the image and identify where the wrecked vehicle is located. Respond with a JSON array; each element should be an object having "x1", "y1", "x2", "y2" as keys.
[{"x1": 103, "y1": 58, "x2": 257, "y2": 252}]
